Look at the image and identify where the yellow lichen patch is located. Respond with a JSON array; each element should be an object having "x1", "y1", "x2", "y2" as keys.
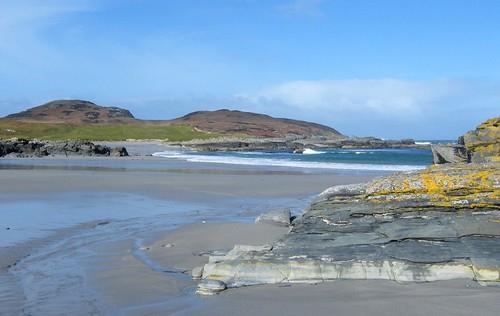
[{"x1": 364, "y1": 163, "x2": 500, "y2": 209}]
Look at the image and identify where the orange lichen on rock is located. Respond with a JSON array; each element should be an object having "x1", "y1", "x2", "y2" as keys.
[{"x1": 364, "y1": 163, "x2": 499, "y2": 209}]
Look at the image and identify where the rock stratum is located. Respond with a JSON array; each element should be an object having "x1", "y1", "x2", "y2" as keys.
[{"x1": 197, "y1": 117, "x2": 500, "y2": 294}]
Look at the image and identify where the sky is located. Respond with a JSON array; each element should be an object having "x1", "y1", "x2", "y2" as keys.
[{"x1": 0, "y1": 0, "x2": 499, "y2": 139}]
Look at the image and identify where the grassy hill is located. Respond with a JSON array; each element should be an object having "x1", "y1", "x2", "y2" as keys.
[
  {"x1": 1, "y1": 99, "x2": 343, "y2": 141},
  {"x1": 0, "y1": 120, "x2": 215, "y2": 141}
]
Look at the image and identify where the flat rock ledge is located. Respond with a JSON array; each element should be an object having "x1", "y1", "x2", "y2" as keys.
[{"x1": 198, "y1": 163, "x2": 500, "y2": 294}]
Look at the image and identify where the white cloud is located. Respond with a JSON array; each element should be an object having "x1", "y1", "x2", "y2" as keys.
[{"x1": 237, "y1": 78, "x2": 494, "y2": 117}]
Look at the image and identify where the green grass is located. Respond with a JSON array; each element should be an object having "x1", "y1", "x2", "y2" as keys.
[{"x1": 0, "y1": 120, "x2": 217, "y2": 141}]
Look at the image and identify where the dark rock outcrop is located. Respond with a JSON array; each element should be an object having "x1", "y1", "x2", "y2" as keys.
[
  {"x1": 0, "y1": 140, "x2": 128, "y2": 158},
  {"x1": 178, "y1": 137, "x2": 424, "y2": 152}
]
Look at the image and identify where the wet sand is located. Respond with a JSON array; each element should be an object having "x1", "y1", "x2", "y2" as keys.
[
  {"x1": 0, "y1": 157, "x2": 373, "y2": 315},
  {"x1": 0, "y1": 158, "x2": 373, "y2": 201}
]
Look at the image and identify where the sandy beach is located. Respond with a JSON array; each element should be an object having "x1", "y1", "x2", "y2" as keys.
[
  {"x1": 1, "y1": 152, "x2": 498, "y2": 315},
  {"x1": 0, "y1": 155, "x2": 374, "y2": 315}
]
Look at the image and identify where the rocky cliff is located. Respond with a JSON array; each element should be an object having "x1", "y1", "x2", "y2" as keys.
[{"x1": 196, "y1": 117, "x2": 500, "y2": 294}]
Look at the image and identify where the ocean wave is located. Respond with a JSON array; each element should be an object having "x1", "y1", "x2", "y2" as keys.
[
  {"x1": 302, "y1": 148, "x2": 325, "y2": 155},
  {"x1": 152, "y1": 151, "x2": 426, "y2": 171},
  {"x1": 415, "y1": 141, "x2": 432, "y2": 145}
]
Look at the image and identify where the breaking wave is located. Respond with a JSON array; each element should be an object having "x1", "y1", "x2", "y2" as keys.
[{"x1": 152, "y1": 151, "x2": 426, "y2": 172}]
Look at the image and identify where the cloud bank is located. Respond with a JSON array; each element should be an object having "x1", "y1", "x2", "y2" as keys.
[{"x1": 237, "y1": 79, "x2": 500, "y2": 118}]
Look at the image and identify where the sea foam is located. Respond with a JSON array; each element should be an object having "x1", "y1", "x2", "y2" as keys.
[
  {"x1": 152, "y1": 151, "x2": 425, "y2": 172},
  {"x1": 302, "y1": 148, "x2": 325, "y2": 155}
]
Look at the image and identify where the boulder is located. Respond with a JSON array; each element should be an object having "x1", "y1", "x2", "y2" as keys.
[
  {"x1": 111, "y1": 146, "x2": 129, "y2": 157},
  {"x1": 255, "y1": 208, "x2": 291, "y2": 226},
  {"x1": 196, "y1": 280, "x2": 227, "y2": 296}
]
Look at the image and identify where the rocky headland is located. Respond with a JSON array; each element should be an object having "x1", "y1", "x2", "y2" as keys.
[
  {"x1": 0, "y1": 139, "x2": 128, "y2": 158},
  {"x1": 195, "y1": 117, "x2": 500, "y2": 294}
]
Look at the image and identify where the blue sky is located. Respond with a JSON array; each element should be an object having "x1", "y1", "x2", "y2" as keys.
[{"x1": 0, "y1": 0, "x2": 499, "y2": 139}]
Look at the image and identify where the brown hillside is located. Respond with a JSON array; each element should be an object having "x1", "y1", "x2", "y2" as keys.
[
  {"x1": 4, "y1": 100, "x2": 136, "y2": 124},
  {"x1": 3, "y1": 101, "x2": 343, "y2": 138},
  {"x1": 169, "y1": 109, "x2": 343, "y2": 138}
]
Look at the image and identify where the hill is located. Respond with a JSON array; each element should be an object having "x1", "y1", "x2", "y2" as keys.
[
  {"x1": 4, "y1": 100, "x2": 136, "y2": 124},
  {"x1": 170, "y1": 109, "x2": 343, "y2": 138},
  {"x1": 1, "y1": 100, "x2": 343, "y2": 140}
]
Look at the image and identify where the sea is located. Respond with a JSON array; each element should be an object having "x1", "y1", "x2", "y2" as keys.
[{"x1": 153, "y1": 145, "x2": 440, "y2": 172}]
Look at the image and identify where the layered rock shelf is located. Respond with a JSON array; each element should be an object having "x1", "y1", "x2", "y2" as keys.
[{"x1": 199, "y1": 163, "x2": 499, "y2": 291}]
